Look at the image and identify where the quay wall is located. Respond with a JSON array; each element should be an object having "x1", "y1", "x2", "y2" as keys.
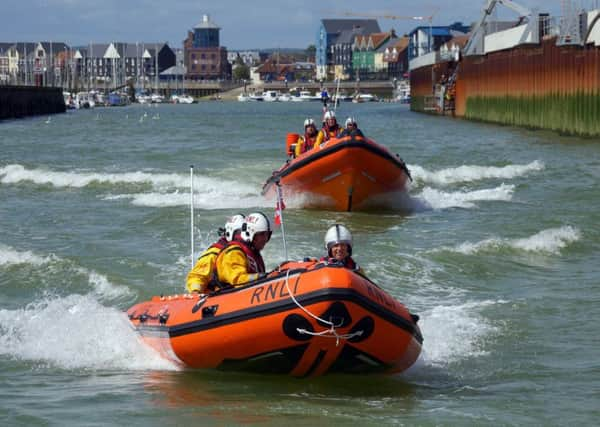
[
  {"x1": 0, "y1": 86, "x2": 66, "y2": 120},
  {"x1": 410, "y1": 62, "x2": 453, "y2": 113},
  {"x1": 456, "y1": 37, "x2": 600, "y2": 136},
  {"x1": 410, "y1": 37, "x2": 600, "y2": 136}
]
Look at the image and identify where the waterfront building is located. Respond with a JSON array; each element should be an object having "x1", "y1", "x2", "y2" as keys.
[
  {"x1": 407, "y1": 22, "x2": 470, "y2": 61},
  {"x1": 73, "y1": 43, "x2": 174, "y2": 90},
  {"x1": 4, "y1": 42, "x2": 70, "y2": 86},
  {"x1": 227, "y1": 50, "x2": 261, "y2": 67},
  {"x1": 382, "y1": 37, "x2": 410, "y2": 79},
  {"x1": 0, "y1": 43, "x2": 15, "y2": 84},
  {"x1": 316, "y1": 19, "x2": 380, "y2": 81},
  {"x1": 184, "y1": 14, "x2": 230, "y2": 81},
  {"x1": 352, "y1": 31, "x2": 395, "y2": 80},
  {"x1": 330, "y1": 26, "x2": 368, "y2": 80}
]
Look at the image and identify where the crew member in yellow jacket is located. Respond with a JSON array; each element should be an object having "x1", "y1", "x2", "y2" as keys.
[
  {"x1": 215, "y1": 212, "x2": 271, "y2": 287},
  {"x1": 185, "y1": 214, "x2": 245, "y2": 293},
  {"x1": 294, "y1": 118, "x2": 319, "y2": 157}
]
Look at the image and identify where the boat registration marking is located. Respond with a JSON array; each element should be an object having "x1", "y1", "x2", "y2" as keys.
[{"x1": 249, "y1": 276, "x2": 301, "y2": 305}]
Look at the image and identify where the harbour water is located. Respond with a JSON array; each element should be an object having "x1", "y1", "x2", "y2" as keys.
[{"x1": 1, "y1": 102, "x2": 599, "y2": 425}]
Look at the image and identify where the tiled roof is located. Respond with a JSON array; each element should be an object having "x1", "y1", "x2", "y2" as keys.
[
  {"x1": 322, "y1": 19, "x2": 380, "y2": 35},
  {"x1": 370, "y1": 32, "x2": 390, "y2": 49},
  {"x1": 334, "y1": 27, "x2": 370, "y2": 44},
  {"x1": 355, "y1": 31, "x2": 394, "y2": 51},
  {"x1": 377, "y1": 36, "x2": 409, "y2": 53}
]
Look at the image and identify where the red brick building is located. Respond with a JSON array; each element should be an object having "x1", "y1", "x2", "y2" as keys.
[{"x1": 184, "y1": 15, "x2": 230, "y2": 80}]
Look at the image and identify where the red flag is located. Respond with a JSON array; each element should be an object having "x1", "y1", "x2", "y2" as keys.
[{"x1": 274, "y1": 199, "x2": 285, "y2": 226}]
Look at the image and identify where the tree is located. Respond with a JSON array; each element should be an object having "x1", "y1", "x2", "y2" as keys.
[
  {"x1": 305, "y1": 44, "x2": 316, "y2": 62},
  {"x1": 233, "y1": 63, "x2": 250, "y2": 81},
  {"x1": 232, "y1": 55, "x2": 250, "y2": 81}
]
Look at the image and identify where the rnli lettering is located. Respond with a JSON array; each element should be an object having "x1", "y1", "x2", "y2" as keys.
[
  {"x1": 250, "y1": 278, "x2": 299, "y2": 304},
  {"x1": 366, "y1": 283, "x2": 395, "y2": 309}
]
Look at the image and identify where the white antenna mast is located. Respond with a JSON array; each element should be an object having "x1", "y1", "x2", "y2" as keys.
[
  {"x1": 333, "y1": 77, "x2": 341, "y2": 112},
  {"x1": 190, "y1": 165, "x2": 195, "y2": 269}
]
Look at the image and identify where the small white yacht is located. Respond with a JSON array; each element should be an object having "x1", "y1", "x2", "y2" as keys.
[
  {"x1": 177, "y1": 94, "x2": 194, "y2": 104},
  {"x1": 352, "y1": 93, "x2": 377, "y2": 103},
  {"x1": 298, "y1": 90, "x2": 315, "y2": 101},
  {"x1": 262, "y1": 90, "x2": 280, "y2": 102},
  {"x1": 248, "y1": 92, "x2": 264, "y2": 101},
  {"x1": 75, "y1": 92, "x2": 96, "y2": 109},
  {"x1": 150, "y1": 93, "x2": 165, "y2": 104},
  {"x1": 278, "y1": 93, "x2": 292, "y2": 102}
]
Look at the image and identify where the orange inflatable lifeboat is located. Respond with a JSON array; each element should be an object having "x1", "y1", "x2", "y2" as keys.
[
  {"x1": 127, "y1": 260, "x2": 422, "y2": 377},
  {"x1": 262, "y1": 135, "x2": 412, "y2": 211}
]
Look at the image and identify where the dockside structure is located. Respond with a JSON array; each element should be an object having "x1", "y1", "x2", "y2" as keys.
[{"x1": 410, "y1": 1, "x2": 600, "y2": 137}]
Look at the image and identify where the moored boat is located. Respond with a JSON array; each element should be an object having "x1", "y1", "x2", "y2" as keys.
[
  {"x1": 262, "y1": 90, "x2": 280, "y2": 102},
  {"x1": 248, "y1": 92, "x2": 264, "y2": 101},
  {"x1": 262, "y1": 135, "x2": 412, "y2": 212},
  {"x1": 127, "y1": 260, "x2": 422, "y2": 376},
  {"x1": 237, "y1": 93, "x2": 250, "y2": 102}
]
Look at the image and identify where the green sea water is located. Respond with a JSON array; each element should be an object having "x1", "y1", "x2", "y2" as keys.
[{"x1": 1, "y1": 102, "x2": 599, "y2": 426}]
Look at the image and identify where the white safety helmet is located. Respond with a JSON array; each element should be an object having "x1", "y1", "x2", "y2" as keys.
[
  {"x1": 224, "y1": 213, "x2": 245, "y2": 241},
  {"x1": 242, "y1": 212, "x2": 272, "y2": 242},
  {"x1": 323, "y1": 110, "x2": 336, "y2": 121},
  {"x1": 304, "y1": 118, "x2": 315, "y2": 128},
  {"x1": 345, "y1": 117, "x2": 357, "y2": 127},
  {"x1": 324, "y1": 224, "x2": 353, "y2": 256}
]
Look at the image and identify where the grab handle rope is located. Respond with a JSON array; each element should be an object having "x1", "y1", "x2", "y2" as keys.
[{"x1": 284, "y1": 269, "x2": 363, "y2": 346}]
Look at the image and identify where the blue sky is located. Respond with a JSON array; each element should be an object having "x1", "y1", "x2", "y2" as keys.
[{"x1": 0, "y1": 1, "x2": 570, "y2": 49}]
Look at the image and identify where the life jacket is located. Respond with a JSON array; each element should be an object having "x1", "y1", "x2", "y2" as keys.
[
  {"x1": 200, "y1": 237, "x2": 228, "y2": 291},
  {"x1": 321, "y1": 125, "x2": 340, "y2": 141},
  {"x1": 320, "y1": 256, "x2": 358, "y2": 270},
  {"x1": 301, "y1": 132, "x2": 318, "y2": 153},
  {"x1": 211, "y1": 239, "x2": 266, "y2": 290},
  {"x1": 222, "y1": 240, "x2": 266, "y2": 273},
  {"x1": 209, "y1": 237, "x2": 228, "y2": 251}
]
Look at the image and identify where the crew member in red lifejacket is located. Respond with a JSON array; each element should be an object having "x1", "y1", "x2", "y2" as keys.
[
  {"x1": 321, "y1": 224, "x2": 363, "y2": 274},
  {"x1": 316, "y1": 110, "x2": 341, "y2": 146},
  {"x1": 186, "y1": 214, "x2": 245, "y2": 293},
  {"x1": 215, "y1": 212, "x2": 271, "y2": 287},
  {"x1": 294, "y1": 118, "x2": 319, "y2": 156}
]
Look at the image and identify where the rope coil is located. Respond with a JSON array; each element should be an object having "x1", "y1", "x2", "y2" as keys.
[{"x1": 283, "y1": 269, "x2": 363, "y2": 346}]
